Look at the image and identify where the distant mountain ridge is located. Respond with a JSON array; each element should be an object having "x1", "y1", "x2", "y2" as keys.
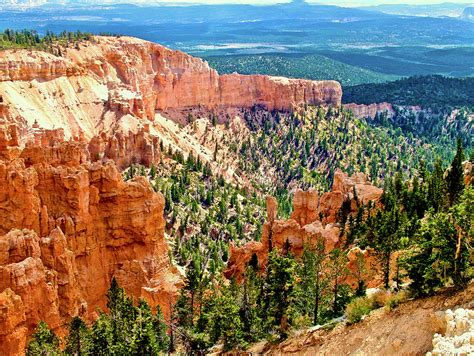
[
  {"x1": 362, "y1": 3, "x2": 473, "y2": 18},
  {"x1": 461, "y1": 6, "x2": 474, "y2": 20}
]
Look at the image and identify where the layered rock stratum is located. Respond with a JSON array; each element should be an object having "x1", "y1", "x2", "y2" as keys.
[
  {"x1": 343, "y1": 102, "x2": 395, "y2": 119},
  {"x1": 0, "y1": 36, "x2": 341, "y2": 170},
  {"x1": 0, "y1": 126, "x2": 181, "y2": 355}
]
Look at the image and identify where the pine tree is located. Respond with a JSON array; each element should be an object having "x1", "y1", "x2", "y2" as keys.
[
  {"x1": 65, "y1": 317, "x2": 91, "y2": 355},
  {"x1": 447, "y1": 138, "x2": 465, "y2": 205},
  {"x1": 298, "y1": 241, "x2": 328, "y2": 325},
  {"x1": 149, "y1": 164, "x2": 157, "y2": 179},
  {"x1": 240, "y1": 266, "x2": 263, "y2": 342},
  {"x1": 130, "y1": 300, "x2": 169, "y2": 354},
  {"x1": 89, "y1": 312, "x2": 112, "y2": 355},
  {"x1": 26, "y1": 321, "x2": 60, "y2": 356},
  {"x1": 198, "y1": 287, "x2": 245, "y2": 351},
  {"x1": 428, "y1": 158, "x2": 447, "y2": 212},
  {"x1": 327, "y1": 248, "x2": 349, "y2": 316},
  {"x1": 264, "y1": 250, "x2": 298, "y2": 339}
]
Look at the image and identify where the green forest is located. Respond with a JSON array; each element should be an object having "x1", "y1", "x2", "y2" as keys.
[
  {"x1": 206, "y1": 54, "x2": 396, "y2": 87},
  {"x1": 0, "y1": 29, "x2": 92, "y2": 53},
  {"x1": 343, "y1": 75, "x2": 474, "y2": 110}
]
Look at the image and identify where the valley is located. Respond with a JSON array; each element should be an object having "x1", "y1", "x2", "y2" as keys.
[{"x1": 0, "y1": 9, "x2": 472, "y2": 355}]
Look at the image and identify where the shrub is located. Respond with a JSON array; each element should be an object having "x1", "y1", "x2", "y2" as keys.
[
  {"x1": 292, "y1": 314, "x2": 312, "y2": 329},
  {"x1": 385, "y1": 291, "x2": 408, "y2": 311},
  {"x1": 346, "y1": 297, "x2": 374, "y2": 324}
]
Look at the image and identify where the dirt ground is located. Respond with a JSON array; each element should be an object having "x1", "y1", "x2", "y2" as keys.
[{"x1": 248, "y1": 283, "x2": 474, "y2": 356}]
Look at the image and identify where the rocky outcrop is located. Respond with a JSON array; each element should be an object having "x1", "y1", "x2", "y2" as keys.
[
  {"x1": 0, "y1": 288, "x2": 28, "y2": 355},
  {"x1": 87, "y1": 119, "x2": 162, "y2": 170},
  {"x1": 0, "y1": 36, "x2": 341, "y2": 143},
  {"x1": 343, "y1": 102, "x2": 395, "y2": 119},
  {"x1": 428, "y1": 309, "x2": 474, "y2": 355},
  {"x1": 225, "y1": 170, "x2": 383, "y2": 280},
  {"x1": 0, "y1": 126, "x2": 180, "y2": 354}
]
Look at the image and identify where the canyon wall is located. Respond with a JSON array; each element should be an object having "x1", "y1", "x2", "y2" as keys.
[
  {"x1": 0, "y1": 36, "x2": 341, "y2": 142},
  {"x1": 343, "y1": 102, "x2": 395, "y2": 119},
  {"x1": 0, "y1": 126, "x2": 181, "y2": 355}
]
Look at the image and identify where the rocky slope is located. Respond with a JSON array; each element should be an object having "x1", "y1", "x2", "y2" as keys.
[
  {"x1": 0, "y1": 125, "x2": 181, "y2": 355},
  {"x1": 251, "y1": 283, "x2": 474, "y2": 355}
]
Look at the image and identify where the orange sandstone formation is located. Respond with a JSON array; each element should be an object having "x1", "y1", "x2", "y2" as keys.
[
  {"x1": 225, "y1": 170, "x2": 383, "y2": 282},
  {"x1": 0, "y1": 126, "x2": 180, "y2": 354},
  {"x1": 0, "y1": 37, "x2": 341, "y2": 170},
  {"x1": 0, "y1": 36, "x2": 341, "y2": 142}
]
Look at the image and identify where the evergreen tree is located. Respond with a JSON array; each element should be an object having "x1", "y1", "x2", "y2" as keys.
[
  {"x1": 447, "y1": 139, "x2": 465, "y2": 205},
  {"x1": 327, "y1": 248, "x2": 349, "y2": 316},
  {"x1": 402, "y1": 187, "x2": 473, "y2": 296},
  {"x1": 64, "y1": 317, "x2": 91, "y2": 356},
  {"x1": 197, "y1": 287, "x2": 245, "y2": 351},
  {"x1": 26, "y1": 321, "x2": 60, "y2": 356},
  {"x1": 240, "y1": 266, "x2": 263, "y2": 342},
  {"x1": 298, "y1": 241, "x2": 328, "y2": 325},
  {"x1": 428, "y1": 158, "x2": 447, "y2": 212},
  {"x1": 264, "y1": 249, "x2": 298, "y2": 339},
  {"x1": 89, "y1": 312, "x2": 112, "y2": 355},
  {"x1": 130, "y1": 300, "x2": 169, "y2": 354}
]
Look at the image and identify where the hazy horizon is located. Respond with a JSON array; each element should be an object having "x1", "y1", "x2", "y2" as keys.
[{"x1": 1, "y1": 0, "x2": 473, "y2": 6}]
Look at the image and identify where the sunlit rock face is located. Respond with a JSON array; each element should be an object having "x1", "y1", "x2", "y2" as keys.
[
  {"x1": 0, "y1": 126, "x2": 180, "y2": 354},
  {"x1": 0, "y1": 36, "x2": 341, "y2": 140}
]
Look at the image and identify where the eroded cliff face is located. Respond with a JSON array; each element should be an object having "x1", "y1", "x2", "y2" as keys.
[
  {"x1": 0, "y1": 36, "x2": 341, "y2": 142},
  {"x1": 0, "y1": 125, "x2": 180, "y2": 355},
  {"x1": 225, "y1": 170, "x2": 383, "y2": 283},
  {"x1": 343, "y1": 102, "x2": 395, "y2": 119}
]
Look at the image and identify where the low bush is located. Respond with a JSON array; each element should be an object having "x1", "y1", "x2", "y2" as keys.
[
  {"x1": 346, "y1": 297, "x2": 374, "y2": 324},
  {"x1": 385, "y1": 291, "x2": 408, "y2": 311},
  {"x1": 370, "y1": 289, "x2": 391, "y2": 308},
  {"x1": 346, "y1": 289, "x2": 409, "y2": 324}
]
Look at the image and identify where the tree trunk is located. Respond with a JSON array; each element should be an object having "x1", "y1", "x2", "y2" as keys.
[
  {"x1": 313, "y1": 282, "x2": 320, "y2": 325},
  {"x1": 384, "y1": 252, "x2": 391, "y2": 289}
]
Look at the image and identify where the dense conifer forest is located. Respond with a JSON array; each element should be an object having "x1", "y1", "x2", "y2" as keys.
[
  {"x1": 0, "y1": 29, "x2": 92, "y2": 53},
  {"x1": 343, "y1": 75, "x2": 474, "y2": 110}
]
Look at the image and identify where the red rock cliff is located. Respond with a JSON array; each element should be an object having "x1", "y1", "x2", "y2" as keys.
[
  {"x1": 0, "y1": 126, "x2": 180, "y2": 355},
  {"x1": 0, "y1": 36, "x2": 342, "y2": 142},
  {"x1": 343, "y1": 102, "x2": 395, "y2": 119}
]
